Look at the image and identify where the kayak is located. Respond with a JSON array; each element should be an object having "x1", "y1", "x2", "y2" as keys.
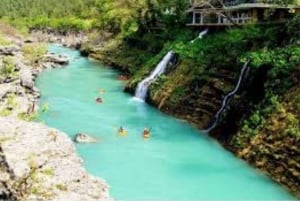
[
  {"x1": 119, "y1": 130, "x2": 127, "y2": 136},
  {"x1": 143, "y1": 133, "x2": 150, "y2": 139}
]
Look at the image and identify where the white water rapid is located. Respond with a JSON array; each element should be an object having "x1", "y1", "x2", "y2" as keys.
[
  {"x1": 135, "y1": 51, "x2": 174, "y2": 101},
  {"x1": 203, "y1": 62, "x2": 250, "y2": 132}
]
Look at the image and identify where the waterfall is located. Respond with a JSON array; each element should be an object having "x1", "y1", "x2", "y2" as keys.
[
  {"x1": 203, "y1": 62, "x2": 250, "y2": 132},
  {"x1": 191, "y1": 28, "x2": 209, "y2": 43},
  {"x1": 135, "y1": 51, "x2": 174, "y2": 101}
]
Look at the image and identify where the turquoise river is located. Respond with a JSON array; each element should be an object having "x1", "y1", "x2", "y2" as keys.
[{"x1": 36, "y1": 45, "x2": 295, "y2": 200}]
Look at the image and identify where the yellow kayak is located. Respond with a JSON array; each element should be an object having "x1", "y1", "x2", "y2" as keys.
[
  {"x1": 119, "y1": 130, "x2": 127, "y2": 136},
  {"x1": 143, "y1": 133, "x2": 150, "y2": 139}
]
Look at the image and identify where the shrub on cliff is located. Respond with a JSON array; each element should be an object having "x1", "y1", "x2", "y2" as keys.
[
  {"x1": 21, "y1": 43, "x2": 47, "y2": 66},
  {"x1": 0, "y1": 57, "x2": 16, "y2": 80},
  {"x1": 0, "y1": 33, "x2": 11, "y2": 45},
  {"x1": 285, "y1": 15, "x2": 300, "y2": 44}
]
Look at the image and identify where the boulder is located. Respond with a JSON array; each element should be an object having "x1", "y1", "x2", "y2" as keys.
[
  {"x1": 74, "y1": 133, "x2": 98, "y2": 143},
  {"x1": 19, "y1": 68, "x2": 34, "y2": 89},
  {"x1": 45, "y1": 54, "x2": 69, "y2": 66}
]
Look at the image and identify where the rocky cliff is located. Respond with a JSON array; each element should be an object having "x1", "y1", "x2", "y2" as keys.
[
  {"x1": 0, "y1": 117, "x2": 111, "y2": 201},
  {"x1": 232, "y1": 85, "x2": 300, "y2": 198}
]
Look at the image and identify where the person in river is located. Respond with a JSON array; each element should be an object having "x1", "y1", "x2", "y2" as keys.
[
  {"x1": 96, "y1": 97, "x2": 103, "y2": 103},
  {"x1": 142, "y1": 128, "x2": 150, "y2": 139},
  {"x1": 99, "y1": 88, "x2": 105, "y2": 94},
  {"x1": 118, "y1": 126, "x2": 127, "y2": 136}
]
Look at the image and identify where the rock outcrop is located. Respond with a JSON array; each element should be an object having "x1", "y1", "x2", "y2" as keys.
[
  {"x1": 232, "y1": 86, "x2": 300, "y2": 198},
  {"x1": 19, "y1": 68, "x2": 34, "y2": 89},
  {"x1": 0, "y1": 117, "x2": 112, "y2": 201},
  {"x1": 0, "y1": 40, "x2": 69, "y2": 118},
  {"x1": 74, "y1": 133, "x2": 98, "y2": 143},
  {"x1": 45, "y1": 53, "x2": 69, "y2": 66},
  {"x1": 30, "y1": 30, "x2": 88, "y2": 49}
]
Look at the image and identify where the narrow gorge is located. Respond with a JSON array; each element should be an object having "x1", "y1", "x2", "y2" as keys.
[{"x1": 0, "y1": 0, "x2": 299, "y2": 200}]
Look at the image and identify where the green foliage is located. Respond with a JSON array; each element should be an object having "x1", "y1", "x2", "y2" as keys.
[
  {"x1": 283, "y1": 113, "x2": 300, "y2": 138},
  {"x1": 0, "y1": 108, "x2": 12, "y2": 117},
  {"x1": 168, "y1": 26, "x2": 279, "y2": 67},
  {"x1": 0, "y1": 93, "x2": 18, "y2": 117},
  {"x1": 41, "y1": 168, "x2": 54, "y2": 176},
  {"x1": 246, "y1": 46, "x2": 300, "y2": 70},
  {"x1": 294, "y1": 92, "x2": 300, "y2": 110},
  {"x1": 18, "y1": 112, "x2": 39, "y2": 121},
  {"x1": 169, "y1": 86, "x2": 185, "y2": 105},
  {"x1": 10, "y1": 160, "x2": 53, "y2": 200},
  {"x1": 0, "y1": 0, "x2": 98, "y2": 19},
  {"x1": 21, "y1": 43, "x2": 47, "y2": 66},
  {"x1": 55, "y1": 184, "x2": 68, "y2": 191},
  {"x1": 6, "y1": 93, "x2": 17, "y2": 109},
  {"x1": 0, "y1": 57, "x2": 16, "y2": 79},
  {"x1": 0, "y1": 33, "x2": 11, "y2": 45},
  {"x1": 285, "y1": 15, "x2": 300, "y2": 44},
  {"x1": 245, "y1": 45, "x2": 300, "y2": 93},
  {"x1": 30, "y1": 17, "x2": 94, "y2": 32},
  {"x1": 18, "y1": 103, "x2": 48, "y2": 121},
  {"x1": 0, "y1": 0, "x2": 100, "y2": 32},
  {"x1": 96, "y1": 0, "x2": 188, "y2": 38},
  {"x1": 41, "y1": 103, "x2": 49, "y2": 113}
]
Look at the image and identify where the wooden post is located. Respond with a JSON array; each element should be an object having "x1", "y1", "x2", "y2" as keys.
[
  {"x1": 193, "y1": 11, "x2": 196, "y2": 24},
  {"x1": 200, "y1": 12, "x2": 203, "y2": 25}
]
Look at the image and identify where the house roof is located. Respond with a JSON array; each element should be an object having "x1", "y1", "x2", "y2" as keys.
[
  {"x1": 187, "y1": 3, "x2": 300, "y2": 12},
  {"x1": 226, "y1": 3, "x2": 297, "y2": 9}
]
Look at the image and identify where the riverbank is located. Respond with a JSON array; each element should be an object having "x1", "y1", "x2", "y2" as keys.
[{"x1": 0, "y1": 26, "x2": 112, "y2": 200}]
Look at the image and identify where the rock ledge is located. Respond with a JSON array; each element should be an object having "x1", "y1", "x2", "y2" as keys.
[{"x1": 0, "y1": 117, "x2": 112, "y2": 201}]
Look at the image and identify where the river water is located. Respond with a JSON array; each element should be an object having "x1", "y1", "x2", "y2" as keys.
[{"x1": 36, "y1": 44, "x2": 295, "y2": 200}]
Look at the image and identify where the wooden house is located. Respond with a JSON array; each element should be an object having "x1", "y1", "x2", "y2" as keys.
[{"x1": 187, "y1": 0, "x2": 300, "y2": 26}]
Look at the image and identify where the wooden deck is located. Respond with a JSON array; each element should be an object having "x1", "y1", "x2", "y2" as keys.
[
  {"x1": 186, "y1": 20, "x2": 286, "y2": 26},
  {"x1": 187, "y1": 23, "x2": 237, "y2": 26}
]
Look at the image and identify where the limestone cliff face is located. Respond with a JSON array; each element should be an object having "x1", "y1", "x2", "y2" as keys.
[
  {"x1": 0, "y1": 117, "x2": 112, "y2": 201},
  {"x1": 123, "y1": 58, "x2": 241, "y2": 131},
  {"x1": 232, "y1": 86, "x2": 300, "y2": 198}
]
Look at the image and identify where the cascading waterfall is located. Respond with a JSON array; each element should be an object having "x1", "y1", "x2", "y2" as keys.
[
  {"x1": 191, "y1": 28, "x2": 209, "y2": 43},
  {"x1": 135, "y1": 51, "x2": 174, "y2": 101},
  {"x1": 135, "y1": 29, "x2": 208, "y2": 101},
  {"x1": 203, "y1": 62, "x2": 250, "y2": 132}
]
